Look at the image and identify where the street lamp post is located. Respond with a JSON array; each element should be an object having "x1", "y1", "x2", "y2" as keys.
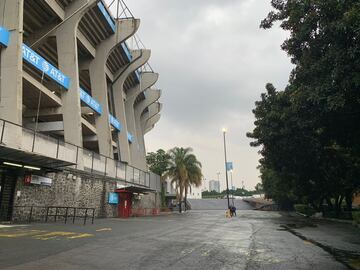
[
  {"x1": 230, "y1": 170, "x2": 234, "y2": 205},
  {"x1": 222, "y1": 128, "x2": 230, "y2": 209}
]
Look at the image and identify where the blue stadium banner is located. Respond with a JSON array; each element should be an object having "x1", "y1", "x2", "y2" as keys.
[
  {"x1": 79, "y1": 88, "x2": 103, "y2": 115},
  {"x1": 22, "y1": 44, "x2": 70, "y2": 90},
  {"x1": 0, "y1": 27, "x2": 10, "y2": 47},
  {"x1": 121, "y1": 43, "x2": 132, "y2": 62},
  {"x1": 97, "y1": 2, "x2": 115, "y2": 32},
  {"x1": 109, "y1": 114, "x2": 122, "y2": 131},
  {"x1": 108, "y1": 192, "x2": 119, "y2": 204},
  {"x1": 135, "y1": 70, "x2": 140, "y2": 82},
  {"x1": 127, "y1": 132, "x2": 134, "y2": 143},
  {"x1": 226, "y1": 162, "x2": 233, "y2": 171}
]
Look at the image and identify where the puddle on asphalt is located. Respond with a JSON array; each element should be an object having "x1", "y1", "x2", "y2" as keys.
[{"x1": 280, "y1": 224, "x2": 360, "y2": 270}]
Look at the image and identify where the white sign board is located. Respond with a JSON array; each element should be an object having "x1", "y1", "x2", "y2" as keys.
[{"x1": 30, "y1": 175, "x2": 52, "y2": 186}]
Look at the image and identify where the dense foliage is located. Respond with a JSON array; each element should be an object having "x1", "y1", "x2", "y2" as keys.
[
  {"x1": 146, "y1": 149, "x2": 170, "y2": 177},
  {"x1": 146, "y1": 149, "x2": 171, "y2": 207},
  {"x1": 147, "y1": 148, "x2": 203, "y2": 212},
  {"x1": 165, "y1": 147, "x2": 203, "y2": 212},
  {"x1": 247, "y1": 0, "x2": 360, "y2": 213}
]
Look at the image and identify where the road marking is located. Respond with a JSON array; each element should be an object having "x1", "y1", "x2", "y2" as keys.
[
  {"x1": 0, "y1": 229, "x2": 94, "y2": 240},
  {"x1": 68, "y1": 233, "x2": 93, "y2": 239},
  {"x1": 96, "y1": 228, "x2": 112, "y2": 232},
  {"x1": 33, "y1": 232, "x2": 77, "y2": 240},
  {"x1": 0, "y1": 225, "x2": 27, "y2": 229},
  {"x1": 0, "y1": 230, "x2": 47, "y2": 238}
]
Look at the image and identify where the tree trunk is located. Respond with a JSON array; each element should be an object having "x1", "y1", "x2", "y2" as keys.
[
  {"x1": 178, "y1": 185, "x2": 184, "y2": 213},
  {"x1": 334, "y1": 195, "x2": 344, "y2": 217},
  {"x1": 161, "y1": 183, "x2": 166, "y2": 208},
  {"x1": 345, "y1": 194, "x2": 352, "y2": 211},
  {"x1": 184, "y1": 187, "x2": 188, "y2": 212},
  {"x1": 325, "y1": 197, "x2": 333, "y2": 210}
]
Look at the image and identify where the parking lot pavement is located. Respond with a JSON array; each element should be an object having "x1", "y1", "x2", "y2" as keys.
[{"x1": 0, "y1": 210, "x2": 358, "y2": 270}]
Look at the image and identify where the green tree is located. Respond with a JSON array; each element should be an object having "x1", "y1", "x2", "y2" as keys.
[
  {"x1": 248, "y1": 0, "x2": 360, "y2": 212},
  {"x1": 146, "y1": 149, "x2": 170, "y2": 207},
  {"x1": 254, "y1": 183, "x2": 263, "y2": 194},
  {"x1": 165, "y1": 147, "x2": 202, "y2": 213},
  {"x1": 146, "y1": 149, "x2": 170, "y2": 176}
]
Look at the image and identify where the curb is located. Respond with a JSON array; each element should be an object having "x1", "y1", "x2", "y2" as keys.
[{"x1": 294, "y1": 212, "x2": 359, "y2": 227}]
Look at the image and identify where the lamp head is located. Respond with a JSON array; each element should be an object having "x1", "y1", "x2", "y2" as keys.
[{"x1": 222, "y1": 128, "x2": 227, "y2": 133}]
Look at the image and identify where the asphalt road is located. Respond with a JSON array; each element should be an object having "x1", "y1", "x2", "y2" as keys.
[
  {"x1": 188, "y1": 198, "x2": 254, "y2": 210},
  {"x1": 0, "y1": 210, "x2": 358, "y2": 270}
]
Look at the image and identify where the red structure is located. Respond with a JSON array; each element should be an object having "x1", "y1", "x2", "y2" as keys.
[
  {"x1": 115, "y1": 188, "x2": 160, "y2": 218},
  {"x1": 116, "y1": 190, "x2": 133, "y2": 218}
]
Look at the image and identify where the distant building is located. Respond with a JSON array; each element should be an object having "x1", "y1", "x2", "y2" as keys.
[
  {"x1": 164, "y1": 178, "x2": 203, "y2": 203},
  {"x1": 209, "y1": 180, "x2": 220, "y2": 193},
  {"x1": 187, "y1": 185, "x2": 202, "y2": 199}
]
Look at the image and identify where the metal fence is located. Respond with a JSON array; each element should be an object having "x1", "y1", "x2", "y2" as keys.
[
  {"x1": 12, "y1": 205, "x2": 95, "y2": 225},
  {"x1": 0, "y1": 118, "x2": 161, "y2": 191}
]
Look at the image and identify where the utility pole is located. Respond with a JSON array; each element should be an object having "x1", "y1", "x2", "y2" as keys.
[{"x1": 222, "y1": 128, "x2": 230, "y2": 209}]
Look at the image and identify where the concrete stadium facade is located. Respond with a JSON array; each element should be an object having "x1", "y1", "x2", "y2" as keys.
[{"x1": 0, "y1": 0, "x2": 162, "y2": 221}]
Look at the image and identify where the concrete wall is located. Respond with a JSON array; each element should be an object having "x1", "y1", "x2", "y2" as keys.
[
  {"x1": 12, "y1": 170, "x2": 159, "y2": 221},
  {"x1": 132, "y1": 192, "x2": 160, "y2": 210}
]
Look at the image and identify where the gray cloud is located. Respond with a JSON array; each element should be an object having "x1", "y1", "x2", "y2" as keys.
[{"x1": 108, "y1": 0, "x2": 293, "y2": 190}]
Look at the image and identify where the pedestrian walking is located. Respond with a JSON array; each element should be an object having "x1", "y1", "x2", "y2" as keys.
[{"x1": 232, "y1": 206, "x2": 237, "y2": 216}]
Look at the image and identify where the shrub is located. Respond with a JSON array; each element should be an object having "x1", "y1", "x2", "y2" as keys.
[
  {"x1": 294, "y1": 204, "x2": 316, "y2": 217},
  {"x1": 353, "y1": 212, "x2": 360, "y2": 225}
]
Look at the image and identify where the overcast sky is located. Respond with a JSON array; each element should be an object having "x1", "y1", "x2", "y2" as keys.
[{"x1": 109, "y1": 0, "x2": 293, "y2": 190}]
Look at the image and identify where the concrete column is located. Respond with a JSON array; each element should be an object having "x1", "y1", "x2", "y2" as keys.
[
  {"x1": 144, "y1": 113, "x2": 161, "y2": 134},
  {"x1": 55, "y1": 1, "x2": 94, "y2": 143},
  {"x1": 89, "y1": 18, "x2": 139, "y2": 158},
  {"x1": 125, "y1": 72, "x2": 158, "y2": 168},
  {"x1": 55, "y1": 0, "x2": 96, "y2": 169},
  {"x1": 140, "y1": 102, "x2": 161, "y2": 130},
  {"x1": 133, "y1": 89, "x2": 161, "y2": 169},
  {"x1": 0, "y1": 0, "x2": 23, "y2": 126},
  {"x1": 112, "y1": 49, "x2": 150, "y2": 163}
]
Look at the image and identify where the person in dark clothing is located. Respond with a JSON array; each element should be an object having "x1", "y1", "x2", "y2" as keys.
[{"x1": 232, "y1": 206, "x2": 237, "y2": 216}]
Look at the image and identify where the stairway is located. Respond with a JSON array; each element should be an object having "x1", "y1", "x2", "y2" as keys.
[{"x1": 0, "y1": 170, "x2": 17, "y2": 222}]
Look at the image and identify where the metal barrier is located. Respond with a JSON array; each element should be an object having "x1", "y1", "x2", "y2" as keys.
[
  {"x1": 45, "y1": 206, "x2": 95, "y2": 225},
  {"x1": 12, "y1": 206, "x2": 47, "y2": 223},
  {"x1": 11, "y1": 206, "x2": 95, "y2": 225},
  {"x1": 0, "y1": 118, "x2": 161, "y2": 192}
]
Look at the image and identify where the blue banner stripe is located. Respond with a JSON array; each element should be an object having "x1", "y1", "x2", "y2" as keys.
[
  {"x1": 121, "y1": 43, "x2": 132, "y2": 62},
  {"x1": 22, "y1": 44, "x2": 70, "y2": 90},
  {"x1": 79, "y1": 88, "x2": 103, "y2": 115},
  {"x1": 127, "y1": 132, "x2": 134, "y2": 143},
  {"x1": 226, "y1": 162, "x2": 233, "y2": 171},
  {"x1": 135, "y1": 70, "x2": 140, "y2": 82},
  {"x1": 109, "y1": 114, "x2": 122, "y2": 131},
  {"x1": 97, "y1": 2, "x2": 115, "y2": 33},
  {"x1": 0, "y1": 27, "x2": 10, "y2": 47}
]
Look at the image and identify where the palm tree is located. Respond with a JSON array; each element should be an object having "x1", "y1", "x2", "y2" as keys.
[
  {"x1": 183, "y1": 155, "x2": 202, "y2": 211},
  {"x1": 165, "y1": 147, "x2": 202, "y2": 213}
]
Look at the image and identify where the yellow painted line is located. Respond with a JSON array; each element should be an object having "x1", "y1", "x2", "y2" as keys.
[
  {"x1": 0, "y1": 225, "x2": 27, "y2": 229},
  {"x1": 0, "y1": 230, "x2": 47, "y2": 238},
  {"x1": 67, "y1": 233, "x2": 93, "y2": 239},
  {"x1": 33, "y1": 231, "x2": 77, "y2": 240},
  {"x1": 95, "y1": 228, "x2": 112, "y2": 232},
  {"x1": 0, "y1": 229, "x2": 94, "y2": 240}
]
